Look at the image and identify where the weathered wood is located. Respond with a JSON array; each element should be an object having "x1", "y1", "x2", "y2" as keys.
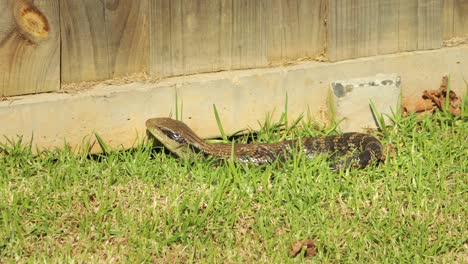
[
  {"x1": 328, "y1": 0, "x2": 380, "y2": 60},
  {"x1": 443, "y1": 0, "x2": 455, "y2": 39},
  {"x1": 417, "y1": 0, "x2": 443, "y2": 50},
  {"x1": 152, "y1": 0, "x2": 233, "y2": 76},
  {"x1": 265, "y1": 0, "x2": 328, "y2": 62},
  {"x1": 443, "y1": 0, "x2": 468, "y2": 40},
  {"x1": 329, "y1": 0, "x2": 443, "y2": 61},
  {"x1": 150, "y1": 0, "x2": 184, "y2": 77},
  {"x1": 1, "y1": 0, "x2": 464, "y2": 96},
  {"x1": 453, "y1": 0, "x2": 468, "y2": 36},
  {"x1": 378, "y1": 0, "x2": 399, "y2": 54},
  {"x1": 150, "y1": 0, "x2": 327, "y2": 78},
  {"x1": 228, "y1": 0, "x2": 267, "y2": 69},
  {"x1": 105, "y1": 0, "x2": 149, "y2": 77},
  {"x1": 398, "y1": 0, "x2": 419, "y2": 51},
  {"x1": 60, "y1": 0, "x2": 110, "y2": 83},
  {"x1": 0, "y1": 0, "x2": 60, "y2": 96}
]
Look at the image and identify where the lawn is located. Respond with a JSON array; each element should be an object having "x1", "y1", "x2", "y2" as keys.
[{"x1": 0, "y1": 105, "x2": 466, "y2": 262}]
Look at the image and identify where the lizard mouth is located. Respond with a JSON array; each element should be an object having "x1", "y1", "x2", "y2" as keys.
[{"x1": 147, "y1": 127, "x2": 187, "y2": 158}]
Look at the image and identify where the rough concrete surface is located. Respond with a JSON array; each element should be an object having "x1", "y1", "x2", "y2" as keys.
[
  {"x1": 331, "y1": 74, "x2": 401, "y2": 132},
  {"x1": 0, "y1": 45, "x2": 467, "y2": 152}
]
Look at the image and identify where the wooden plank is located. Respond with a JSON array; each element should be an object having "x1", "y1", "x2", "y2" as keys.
[
  {"x1": 217, "y1": 0, "x2": 234, "y2": 68},
  {"x1": 105, "y1": 0, "x2": 149, "y2": 77},
  {"x1": 266, "y1": 0, "x2": 327, "y2": 62},
  {"x1": 229, "y1": 0, "x2": 266, "y2": 69},
  {"x1": 417, "y1": 0, "x2": 443, "y2": 50},
  {"x1": 150, "y1": 0, "x2": 327, "y2": 78},
  {"x1": 150, "y1": 0, "x2": 184, "y2": 77},
  {"x1": 0, "y1": 0, "x2": 13, "y2": 39},
  {"x1": 328, "y1": 0, "x2": 379, "y2": 61},
  {"x1": 398, "y1": 0, "x2": 419, "y2": 51},
  {"x1": 359, "y1": 0, "x2": 380, "y2": 57},
  {"x1": 442, "y1": 0, "x2": 455, "y2": 39},
  {"x1": 329, "y1": 0, "x2": 444, "y2": 60},
  {"x1": 60, "y1": 0, "x2": 109, "y2": 83},
  {"x1": 442, "y1": 0, "x2": 468, "y2": 40},
  {"x1": 378, "y1": 0, "x2": 399, "y2": 54},
  {"x1": 265, "y1": 0, "x2": 287, "y2": 62},
  {"x1": 181, "y1": 0, "x2": 230, "y2": 72},
  {"x1": 327, "y1": 0, "x2": 338, "y2": 60},
  {"x1": 453, "y1": 0, "x2": 468, "y2": 36},
  {"x1": 0, "y1": 0, "x2": 60, "y2": 96}
]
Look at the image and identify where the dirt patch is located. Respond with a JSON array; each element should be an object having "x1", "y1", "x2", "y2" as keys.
[
  {"x1": 60, "y1": 72, "x2": 161, "y2": 93},
  {"x1": 443, "y1": 36, "x2": 468, "y2": 47}
]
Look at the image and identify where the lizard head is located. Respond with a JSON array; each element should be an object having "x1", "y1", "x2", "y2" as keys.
[{"x1": 145, "y1": 117, "x2": 195, "y2": 158}]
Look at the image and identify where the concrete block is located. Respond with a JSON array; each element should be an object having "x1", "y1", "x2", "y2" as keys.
[{"x1": 331, "y1": 74, "x2": 401, "y2": 132}]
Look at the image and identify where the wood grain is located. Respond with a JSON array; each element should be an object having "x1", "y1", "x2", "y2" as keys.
[
  {"x1": 60, "y1": 0, "x2": 110, "y2": 83},
  {"x1": 0, "y1": 0, "x2": 60, "y2": 96},
  {"x1": 443, "y1": 0, "x2": 455, "y2": 39},
  {"x1": 329, "y1": 0, "x2": 443, "y2": 61},
  {"x1": 150, "y1": 0, "x2": 327, "y2": 78},
  {"x1": 417, "y1": 0, "x2": 443, "y2": 50},
  {"x1": 453, "y1": 0, "x2": 468, "y2": 36},
  {"x1": 378, "y1": 0, "x2": 399, "y2": 54},
  {"x1": 265, "y1": 0, "x2": 327, "y2": 63},
  {"x1": 150, "y1": 0, "x2": 183, "y2": 77},
  {"x1": 1, "y1": 0, "x2": 464, "y2": 96},
  {"x1": 105, "y1": 0, "x2": 149, "y2": 77},
  {"x1": 398, "y1": 0, "x2": 419, "y2": 51},
  {"x1": 328, "y1": 0, "x2": 380, "y2": 60},
  {"x1": 443, "y1": 0, "x2": 468, "y2": 39}
]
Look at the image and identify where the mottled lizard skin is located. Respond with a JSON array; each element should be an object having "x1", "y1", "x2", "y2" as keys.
[{"x1": 146, "y1": 118, "x2": 383, "y2": 169}]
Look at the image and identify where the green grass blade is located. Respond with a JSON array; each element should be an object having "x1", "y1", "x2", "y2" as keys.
[
  {"x1": 369, "y1": 100, "x2": 388, "y2": 135},
  {"x1": 174, "y1": 91, "x2": 183, "y2": 121},
  {"x1": 212, "y1": 104, "x2": 228, "y2": 141},
  {"x1": 95, "y1": 132, "x2": 111, "y2": 154},
  {"x1": 443, "y1": 75, "x2": 451, "y2": 114}
]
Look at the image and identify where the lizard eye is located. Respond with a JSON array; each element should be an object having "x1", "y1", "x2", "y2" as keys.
[{"x1": 161, "y1": 128, "x2": 186, "y2": 143}]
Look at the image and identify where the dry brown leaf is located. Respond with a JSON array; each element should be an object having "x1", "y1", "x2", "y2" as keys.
[
  {"x1": 304, "y1": 238, "x2": 317, "y2": 257},
  {"x1": 403, "y1": 75, "x2": 461, "y2": 117},
  {"x1": 403, "y1": 98, "x2": 434, "y2": 115},
  {"x1": 289, "y1": 238, "x2": 317, "y2": 258},
  {"x1": 289, "y1": 240, "x2": 304, "y2": 257}
]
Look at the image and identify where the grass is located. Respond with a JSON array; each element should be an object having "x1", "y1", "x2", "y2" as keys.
[{"x1": 0, "y1": 105, "x2": 467, "y2": 262}]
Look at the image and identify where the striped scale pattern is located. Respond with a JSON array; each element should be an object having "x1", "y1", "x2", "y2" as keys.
[{"x1": 146, "y1": 118, "x2": 383, "y2": 169}]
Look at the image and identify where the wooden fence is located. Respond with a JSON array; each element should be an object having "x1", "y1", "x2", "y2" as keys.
[{"x1": 0, "y1": 0, "x2": 467, "y2": 96}]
